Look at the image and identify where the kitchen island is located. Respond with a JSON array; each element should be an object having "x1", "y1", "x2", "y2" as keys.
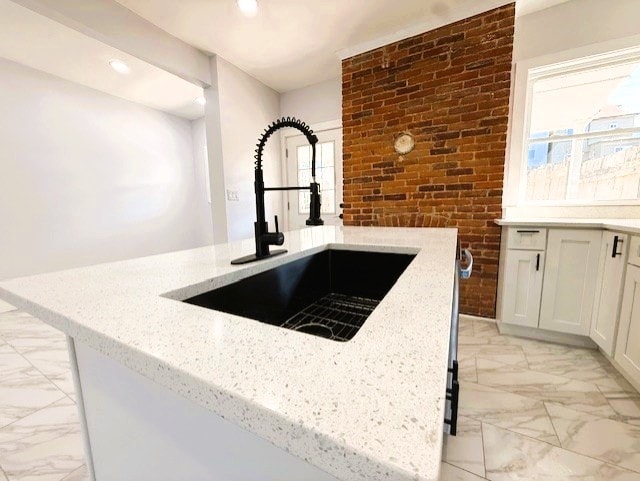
[{"x1": 0, "y1": 226, "x2": 458, "y2": 481}]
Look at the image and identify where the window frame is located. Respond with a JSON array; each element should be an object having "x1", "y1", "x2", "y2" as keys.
[
  {"x1": 519, "y1": 46, "x2": 640, "y2": 207},
  {"x1": 504, "y1": 34, "x2": 640, "y2": 217}
]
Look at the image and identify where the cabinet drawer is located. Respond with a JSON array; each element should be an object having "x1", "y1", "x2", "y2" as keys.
[
  {"x1": 629, "y1": 236, "x2": 640, "y2": 268},
  {"x1": 506, "y1": 228, "x2": 547, "y2": 251}
]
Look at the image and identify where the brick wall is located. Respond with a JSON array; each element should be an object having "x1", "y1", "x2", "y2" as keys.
[{"x1": 341, "y1": 4, "x2": 515, "y2": 318}]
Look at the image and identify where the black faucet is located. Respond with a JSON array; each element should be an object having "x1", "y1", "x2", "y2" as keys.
[{"x1": 231, "y1": 117, "x2": 323, "y2": 265}]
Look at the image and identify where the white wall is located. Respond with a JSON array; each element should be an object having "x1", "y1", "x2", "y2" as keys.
[
  {"x1": 513, "y1": 0, "x2": 640, "y2": 62},
  {"x1": 190, "y1": 117, "x2": 214, "y2": 242},
  {"x1": 0, "y1": 58, "x2": 212, "y2": 280},
  {"x1": 215, "y1": 57, "x2": 282, "y2": 242},
  {"x1": 280, "y1": 78, "x2": 341, "y2": 126}
]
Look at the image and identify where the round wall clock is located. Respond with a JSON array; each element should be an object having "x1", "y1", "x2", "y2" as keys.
[{"x1": 394, "y1": 132, "x2": 415, "y2": 155}]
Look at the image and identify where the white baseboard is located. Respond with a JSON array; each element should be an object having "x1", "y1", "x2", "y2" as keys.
[{"x1": 497, "y1": 322, "x2": 598, "y2": 349}]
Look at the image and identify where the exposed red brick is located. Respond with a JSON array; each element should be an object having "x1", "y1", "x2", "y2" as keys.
[{"x1": 342, "y1": 4, "x2": 515, "y2": 318}]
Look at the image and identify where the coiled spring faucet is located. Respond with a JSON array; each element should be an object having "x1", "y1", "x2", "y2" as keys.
[{"x1": 231, "y1": 117, "x2": 323, "y2": 265}]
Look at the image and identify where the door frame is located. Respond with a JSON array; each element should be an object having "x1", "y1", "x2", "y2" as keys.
[{"x1": 279, "y1": 119, "x2": 342, "y2": 231}]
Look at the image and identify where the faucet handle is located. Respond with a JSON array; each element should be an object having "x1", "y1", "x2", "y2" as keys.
[{"x1": 270, "y1": 215, "x2": 285, "y2": 246}]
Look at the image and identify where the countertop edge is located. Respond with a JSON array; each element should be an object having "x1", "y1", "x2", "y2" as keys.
[{"x1": 495, "y1": 218, "x2": 640, "y2": 234}]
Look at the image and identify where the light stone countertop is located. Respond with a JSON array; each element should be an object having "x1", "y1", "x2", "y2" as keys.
[
  {"x1": 496, "y1": 218, "x2": 640, "y2": 234},
  {"x1": 0, "y1": 226, "x2": 458, "y2": 481}
]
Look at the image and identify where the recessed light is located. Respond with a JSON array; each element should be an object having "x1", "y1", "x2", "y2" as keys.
[
  {"x1": 195, "y1": 96, "x2": 206, "y2": 106},
  {"x1": 109, "y1": 59, "x2": 130, "y2": 75},
  {"x1": 236, "y1": 0, "x2": 258, "y2": 17}
]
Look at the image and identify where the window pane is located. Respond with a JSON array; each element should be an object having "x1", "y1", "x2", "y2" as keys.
[
  {"x1": 297, "y1": 140, "x2": 336, "y2": 214},
  {"x1": 299, "y1": 191, "x2": 310, "y2": 214},
  {"x1": 579, "y1": 143, "x2": 640, "y2": 200},
  {"x1": 322, "y1": 190, "x2": 335, "y2": 214},
  {"x1": 297, "y1": 145, "x2": 311, "y2": 170},
  {"x1": 525, "y1": 55, "x2": 640, "y2": 203},
  {"x1": 298, "y1": 168, "x2": 310, "y2": 185},
  {"x1": 320, "y1": 142, "x2": 335, "y2": 168}
]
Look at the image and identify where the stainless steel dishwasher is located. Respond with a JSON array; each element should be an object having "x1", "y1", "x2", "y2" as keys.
[{"x1": 444, "y1": 248, "x2": 473, "y2": 435}]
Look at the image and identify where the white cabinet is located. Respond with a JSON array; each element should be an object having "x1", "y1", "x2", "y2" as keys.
[
  {"x1": 539, "y1": 229, "x2": 602, "y2": 336},
  {"x1": 502, "y1": 250, "x2": 545, "y2": 328},
  {"x1": 590, "y1": 232, "x2": 628, "y2": 355},
  {"x1": 615, "y1": 264, "x2": 640, "y2": 387}
]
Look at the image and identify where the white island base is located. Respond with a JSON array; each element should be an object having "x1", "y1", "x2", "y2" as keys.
[{"x1": 71, "y1": 339, "x2": 340, "y2": 481}]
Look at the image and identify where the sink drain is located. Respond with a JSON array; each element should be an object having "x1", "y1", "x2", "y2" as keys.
[{"x1": 292, "y1": 323, "x2": 333, "y2": 339}]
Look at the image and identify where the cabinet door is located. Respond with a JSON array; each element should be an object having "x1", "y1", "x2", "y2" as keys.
[
  {"x1": 539, "y1": 229, "x2": 602, "y2": 335},
  {"x1": 615, "y1": 265, "x2": 640, "y2": 387},
  {"x1": 502, "y1": 250, "x2": 545, "y2": 327},
  {"x1": 591, "y1": 232, "x2": 628, "y2": 355}
]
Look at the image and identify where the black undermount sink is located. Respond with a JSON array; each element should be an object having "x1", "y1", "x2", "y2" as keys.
[{"x1": 183, "y1": 249, "x2": 416, "y2": 342}]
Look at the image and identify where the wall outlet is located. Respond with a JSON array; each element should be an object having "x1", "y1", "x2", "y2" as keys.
[{"x1": 226, "y1": 189, "x2": 240, "y2": 202}]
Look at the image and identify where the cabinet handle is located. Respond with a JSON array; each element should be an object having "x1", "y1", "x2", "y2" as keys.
[
  {"x1": 612, "y1": 236, "x2": 624, "y2": 258},
  {"x1": 517, "y1": 230, "x2": 540, "y2": 234},
  {"x1": 535, "y1": 253, "x2": 540, "y2": 271}
]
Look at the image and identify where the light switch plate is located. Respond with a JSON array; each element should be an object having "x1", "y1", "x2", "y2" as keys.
[{"x1": 226, "y1": 189, "x2": 240, "y2": 201}]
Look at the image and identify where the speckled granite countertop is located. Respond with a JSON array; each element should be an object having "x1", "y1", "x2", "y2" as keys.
[
  {"x1": 496, "y1": 218, "x2": 640, "y2": 234},
  {"x1": 0, "y1": 226, "x2": 458, "y2": 481}
]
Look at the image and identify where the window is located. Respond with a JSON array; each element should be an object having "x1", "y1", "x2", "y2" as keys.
[
  {"x1": 524, "y1": 48, "x2": 640, "y2": 203},
  {"x1": 297, "y1": 141, "x2": 335, "y2": 214}
]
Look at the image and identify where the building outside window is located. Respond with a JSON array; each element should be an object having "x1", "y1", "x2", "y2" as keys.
[{"x1": 523, "y1": 48, "x2": 640, "y2": 203}]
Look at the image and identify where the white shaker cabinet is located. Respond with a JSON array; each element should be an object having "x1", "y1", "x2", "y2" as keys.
[
  {"x1": 590, "y1": 232, "x2": 628, "y2": 355},
  {"x1": 502, "y1": 248, "x2": 545, "y2": 328},
  {"x1": 615, "y1": 258, "x2": 640, "y2": 387},
  {"x1": 539, "y1": 229, "x2": 602, "y2": 336}
]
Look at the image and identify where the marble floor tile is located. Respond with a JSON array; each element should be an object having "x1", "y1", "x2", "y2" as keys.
[
  {"x1": 0, "y1": 467, "x2": 8, "y2": 481},
  {"x1": 476, "y1": 358, "x2": 616, "y2": 418},
  {"x1": 459, "y1": 381, "x2": 559, "y2": 445},
  {"x1": 0, "y1": 311, "x2": 65, "y2": 353},
  {"x1": 597, "y1": 375, "x2": 639, "y2": 396},
  {"x1": 546, "y1": 403, "x2": 640, "y2": 473},
  {"x1": 59, "y1": 465, "x2": 89, "y2": 481},
  {"x1": 0, "y1": 345, "x2": 67, "y2": 429},
  {"x1": 458, "y1": 319, "x2": 509, "y2": 346},
  {"x1": 458, "y1": 358, "x2": 478, "y2": 383},
  {"x1": 525, "y1": 349, "x2": 639, "y2": 393},
  {"x1": 442, "y1": 416, "x2": 485, "y2": 477},
  {"x1": 459, "y1": 344, "x2": 528, "y2": 368},
  {"x1": 483, "y1": 423, "x2": 640, "y2": 481},
  {"x1": 49, "y1": 372, "x2": 76, "y2": 398},
  {"x1": 459, "y1": 318, "x2": 474, "y2": 337},
  {"x1": 0, "y1": 398, "x2": 85, "y2": 481},
  {"x1": 440, "y1": 462, "x2": 487, "y2": 481},
  {"x1": 19, "y1": 344, "x2": 71, "y2": 379},
  {"x1": 0, "y1": 299, "x2": 16, "y2": 314},
  {"x1": 605, "y1": 395, "x2": 640, "y2": 426},
  {"x1": 472, "y1": 320, "x2": 500, "y2": 338},
  {"x1": 503, "y1": 335, "x2": 588, "y2": 356}
]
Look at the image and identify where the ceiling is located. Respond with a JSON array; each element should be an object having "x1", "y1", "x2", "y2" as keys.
[
  {"x1": 0, "y1": 0, "x2": 571, "y2": 116},
  {"x1": 0, "y1": 0, "x2": 204, "y2": 120},
  {"x1": 115, "y1": 0, "x2": 571, "y2": 93}
]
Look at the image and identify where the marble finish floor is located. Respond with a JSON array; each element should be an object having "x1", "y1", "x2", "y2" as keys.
[
  {"x1": 442, "y1": 317, "x2": 640, "y2": 481},
  {"x1": 1, "y1": 304, "x2": 639, "y2": 481},
  {"x1": 0, "y1": 307, "x2": 88, "y2": 481}
]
